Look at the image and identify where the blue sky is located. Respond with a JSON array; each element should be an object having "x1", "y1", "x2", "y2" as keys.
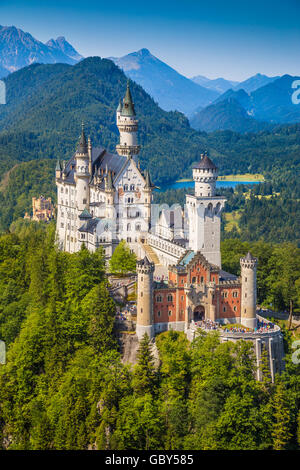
[{"x1": 1, "y1": 0, "x2": 300, "y2": 80}]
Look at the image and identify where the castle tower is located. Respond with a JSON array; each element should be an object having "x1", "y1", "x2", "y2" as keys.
[
  {"x1": 193, "y1": 153, "x2": 218, "y2": 197},
  {"x1": 240, "y1": 252, "x2": 258, "y2": 329},
  {"x1": 143, "y1": 170, "x2": 154, "y2": 231},
  {"x1": 55, "y1": 159, "x2": 62, "y2": 179},
  {"x1": 136, "y1": 256, "x2": 155, "y2": 340},
  {"x1": 116, "y1": 81, "x2": 140, "y2": 160},
  {"x1": 186, "y1": 154, "x2": 226, "y2": 268},
  {"x1": 74, "y1": 124, "x2": 90, "y2": 212},
  {"x1": 105, "y1": 170, "x2": 115, "y2": 220}
]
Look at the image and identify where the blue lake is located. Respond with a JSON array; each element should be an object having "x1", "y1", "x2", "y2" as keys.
[{"x1": 158, "y1": 180, "x2": 261, "y2": 191}]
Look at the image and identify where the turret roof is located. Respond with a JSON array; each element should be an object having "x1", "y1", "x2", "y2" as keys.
[
  {"x1": 245, "y1": 251, "x2": 255, "y2": 261},
  {"x1": 121, "y1": 80, "x2": 136, "y2": 117},
  {"x1": 55, "y1": 159, "x2": 61, "y2": 171},
  {"x1": 193, "y1": 154, "x2": 217, "y2": 170},
  {"x1": 79, "y1": 208, "x2": 92, "y2": 219},
  {"x1": 144, "y1": 170, "x2": 155, "y2": 189},
  {"x1": 77, "y1": 123, "x2": 88, "y2": 154},
  {"x1": 105, "y1": 170, "x2": 115, "y2": 190}
]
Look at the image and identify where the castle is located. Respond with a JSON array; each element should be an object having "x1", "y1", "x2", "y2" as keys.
[
  {"x1": 24, "y1": 195, "x2": 54, "y2": 222},
  {"x1": 56, "y1": 82, "x2": 285, "y2": 381}
]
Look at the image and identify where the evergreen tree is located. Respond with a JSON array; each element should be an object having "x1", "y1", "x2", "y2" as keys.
[
  {"x1": 109, "y1": 240, "x2": 137, "y2": 275},
  {"x1": 272, "y1": 381, "x2": 292, "y2": 450},
  {"x1": 132, "y1": 333, "x2": 156, "y2": 396}
]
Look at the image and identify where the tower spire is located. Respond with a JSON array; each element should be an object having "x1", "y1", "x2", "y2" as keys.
[
  {"x1": 122, "y1": 80, "x2": 135, "y2": 117},
  {"x1": 78, "y1": 121, "x2": 88, "y2": 154}
]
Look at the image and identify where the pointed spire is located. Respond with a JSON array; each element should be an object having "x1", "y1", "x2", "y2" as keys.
[
  {"x1": 78, "y1": 122, "x2": 88, "y2": 154},
  {"x1": 55, "y1": 159, "x2": 61, "y2": 171},
  {"x1": 145, "y1": 170, "x2": 153, "y2": 189},
  {"x1": 121, "y1": 80, "x2": 135, "y2": 117},
  {"x1": 106, "y1": 170, "x2": 114, "y2": 191},
  {"x1": 117, "y1": 98, "x2": 122, "y2": 112}
]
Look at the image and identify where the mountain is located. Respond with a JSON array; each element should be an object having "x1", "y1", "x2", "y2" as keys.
[
  {"x1": 46, "y1": 36, "x2": 83, "y2": 62},
  {"x1": 191, "y1": 75, "x2": 238, "y2": 94},
  {"x1": 0, "y1": 25, "x2": 83, "y2": 76},
  {"x1": 0, "y1": 57, "x2": 212, "y2": 185},
  {"x1": 250, "y1": 74, "x2": 300, "y2": 122},
  {"x1": 0, "y1": 58, "x2": 300, "y2": 230},
  {"x1": 233, "y1": 73, "x2": 280, "y2": 93},
  {"x1": 189, "y1": 97, "x2": 270, "y2": 133},
  {"x1": 191, "y1": 75, "x2": 300, "y2": 131},
  {"x1": 109, "y1": 48, "x2": 219, "y2": 116},
  {"x1": 213, "y1": 88, "x2": 251, "y2": 108}
]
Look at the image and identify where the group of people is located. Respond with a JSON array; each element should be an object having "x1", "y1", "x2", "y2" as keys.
[
  {"x1": 115, "y1": 303, "x2": 137, "y2": 321},
  {"x1": 254, "y1": 320, "x2": 275, "y2": 333},
  {"x1": 193, "y1": 318, "x2": 276, "y2": 335},
  {"x1": 194, "y1": 319, "x2": 219, "y2": 330},
  {"x1": 223, "y1": 326, "x2": 251, "y2": 334}
]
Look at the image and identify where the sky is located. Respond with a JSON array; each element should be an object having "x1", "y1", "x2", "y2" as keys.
[{"x1": 1, "y1": 0, "x2": 300, "y2": 81}]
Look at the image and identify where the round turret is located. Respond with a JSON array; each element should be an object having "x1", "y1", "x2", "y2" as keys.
[
  {"x1": 136, "y1": 256, "x2": 155, "y2": 340},
  {"x1": 193, "y1": 154, "x2": 218, "y2": 197},
  {"x1": 116, "y1": 82, "x2": 140, "y2": 158},
  {"x1": 240, "y1": 252, "x2": 258, "y2": 329}
]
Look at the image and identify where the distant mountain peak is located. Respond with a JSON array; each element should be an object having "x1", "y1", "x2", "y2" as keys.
[
  {"x1": 109, "y1": 49, "x2": 219, "y2": 115},
  {"x1": 46, "y1": 36, "x2": 83, "y2": 62},
  {"x1": 0, "y1": 25, "x2": 83, "y2": 78},
  {"x1": 136, "y1": 48, "x2": 151, "y2": 56}
]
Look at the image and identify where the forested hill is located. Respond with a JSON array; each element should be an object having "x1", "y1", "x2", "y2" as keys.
[
  {"x1": 0, "y1": 57, "x2": 208, "y2": 184},
  {"x1": 1, "y1": 57, "x2": 300, "y2": 186}
]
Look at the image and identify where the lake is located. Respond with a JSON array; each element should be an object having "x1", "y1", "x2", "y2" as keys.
[{"x1": 158, "y1": 180, "x2": 261, "y2": 191}]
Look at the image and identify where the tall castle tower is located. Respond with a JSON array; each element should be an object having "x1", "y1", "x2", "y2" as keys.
[
  {"x1": 240, "y1": 252, "x2": 258, "y2": 329},
  {"x1": 74, "y1": 124, "x2": 90, "y2": 212},
  {"x1": 116, "y1": 81, "x2": 140, "y2": 160},
  {"x1": 136, "y1": 256, "x2": 155, "y2": 340},
  {"x1": 186, "y1": 154, "x2": 226, "y2": 268}
]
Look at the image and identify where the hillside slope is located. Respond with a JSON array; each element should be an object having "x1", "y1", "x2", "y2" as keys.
[{"x1": 0, "y1": 57, "x2": 212, "y2": 184}]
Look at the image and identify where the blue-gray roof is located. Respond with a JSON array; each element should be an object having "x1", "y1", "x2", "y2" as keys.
[{"x1": 58, "y1": 146, "x2": 127, "y2": 187}]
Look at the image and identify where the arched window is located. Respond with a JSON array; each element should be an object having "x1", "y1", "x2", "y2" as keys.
[
  {"x1": 124, "y1": 184, "x2": 128, "y2": 191},
  {"x1": 167, "y1": 294, "x2": 173, "y2": 302},
  {"x1": 127, "y1": 223, "x2": 131, "y2": 231},
  {"x1": 130, "y1": 184, "x2": 135, "y2": 190}
]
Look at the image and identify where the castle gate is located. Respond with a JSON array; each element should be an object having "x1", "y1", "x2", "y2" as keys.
[{"x1": 193, "y1": 305, "x2": 205, "y2": 322}]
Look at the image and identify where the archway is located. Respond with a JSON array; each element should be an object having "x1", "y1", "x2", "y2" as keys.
[{"x1": 193, "y1": 305, "x2": 205, "y2": 322}]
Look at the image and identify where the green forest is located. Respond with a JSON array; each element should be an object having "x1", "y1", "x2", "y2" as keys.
[
  {"x1": 0, "y1": 57, "x2": 299, "y2": 451},
  {"x1": 0, "y1": 223, "x2": 299, "y2": 450}
]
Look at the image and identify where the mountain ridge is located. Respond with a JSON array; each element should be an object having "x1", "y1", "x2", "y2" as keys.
[
  {"x1": 0, "y1": 25, "x2": 83, "y2": 77},
  {"x1": 109, "y1": 48, "x2": 219, "y2": 116}
]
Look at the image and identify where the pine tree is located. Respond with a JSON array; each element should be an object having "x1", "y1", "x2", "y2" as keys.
[
  {"x1": 109, "y1": 240, "x2": 137, "y2": 275},
  {"x1": 272, "y1": 382, "x2": 292, "y2": 450},
  {"x1": 132, "y1": 334, "x2": 156, "y2": 396},
  {"x1": 82, "y1": 282, "x2": 116, "y2": 352}
]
